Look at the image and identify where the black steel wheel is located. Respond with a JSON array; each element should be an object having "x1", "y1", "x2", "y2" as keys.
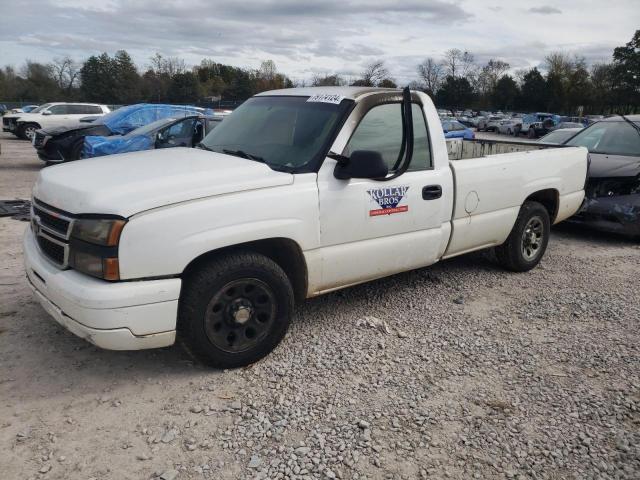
[
  {"x1": 495, "y1": 201, "x2": 550, "y2": 272},
  {"x1": 179, "y1": 251, "x2": 294, "y2": 368},
  {"x1": 204, "y1": 278, "x2": 276, "y2": 354}
]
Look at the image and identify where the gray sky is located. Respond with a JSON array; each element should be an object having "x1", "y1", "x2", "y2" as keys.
[{"x1": 1, "y1": 0, "x2": 638, "y2": 83}]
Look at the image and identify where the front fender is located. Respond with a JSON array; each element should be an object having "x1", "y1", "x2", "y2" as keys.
[{"x1": 117, "y1": 175, "x2": 321, "y2": 279}]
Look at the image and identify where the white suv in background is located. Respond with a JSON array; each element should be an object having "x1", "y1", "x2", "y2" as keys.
[{"x1": 2, "y1": 103, "x2": 110, "y2": 140}]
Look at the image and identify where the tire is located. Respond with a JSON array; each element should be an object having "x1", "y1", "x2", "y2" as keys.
[
  {"x1": 527, "y1": 128, "x2": 536, "y2": 139},
  {"x1": 178, "y1": 251, "x2": 294, "y2": 368},
  {"x1": 70, "y1": 139, "x2": 84, "y2": 160},
  {"x1": 507, "y1": 128, "x2": 512, "y2": 135},
  {"x1": 18, "y1": 123, "x2": 39, "y2": 140},
  {"x1": 494, "y1": 201, "x2": 550, "y2": 272}
]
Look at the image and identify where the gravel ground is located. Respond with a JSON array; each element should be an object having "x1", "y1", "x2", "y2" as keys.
[{"x1": 1, "y1": 131, "x2": 639, "y2": 480}]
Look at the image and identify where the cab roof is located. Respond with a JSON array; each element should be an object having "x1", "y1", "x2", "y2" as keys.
[{"x1": 255, "y1": 86, "x2": 400, "y2": 100}]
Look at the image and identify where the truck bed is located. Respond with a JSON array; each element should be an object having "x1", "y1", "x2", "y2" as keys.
[
  {"x1": 447, "y1": 137, "x2": 558, "y2": 160},
  {"x1": 443, "y1": 140, "x2": 588, "y2": 258}
]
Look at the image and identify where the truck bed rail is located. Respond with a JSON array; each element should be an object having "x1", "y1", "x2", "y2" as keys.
[{"x1": 447, "y1": 138, "x2": 561, "y2": 161}]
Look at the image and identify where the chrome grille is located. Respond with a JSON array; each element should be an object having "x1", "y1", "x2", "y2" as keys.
[{"x1": 31, "y1": 199, "x2": 75, "y2": 268}]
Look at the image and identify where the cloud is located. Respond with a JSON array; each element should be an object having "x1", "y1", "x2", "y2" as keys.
[
  {"x1": 529, "y1": 6, "x2": 562, "y2": 14},
  {"x1": 0, "y1": 0, "x2": 636, "y2": 85}
]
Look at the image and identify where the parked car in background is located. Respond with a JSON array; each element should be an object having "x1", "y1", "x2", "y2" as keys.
[
  {"x1": 564, "y1": 115, "x2": 640, "y2": 237},
  {"x1": 469, "y1": 115, "x2": 486, "y2": 128},
  {"x1": 477, "y1": 115, "x2": 504, "y2": 132},
  {"x1": 538, "y1": 128, "x2": 582, "y2": 144},
  {"x1": 82, "y1": 115, "x2": 223, "y2": 159},
  {"x1": 0, "y1": 104, "x2": 7, "y2": 115},
  {"x1": 9, "y1": 104, "x2": 39, "y2": 114},
  {"x1": 497, "y1": 118, "x2": 522, "y2": 135},
  {"x1": 442, "y1": 119, "x2": 475, "y2": 139},
  {"x1": 3, "y1": 103, "x2": 110, "y2": 140},
  {"x1": 521, "y1": 112, "x2": 560, "y2": 138},
  {"x1": 33, "y1": 104, "x2": 214, "y2": 163}
]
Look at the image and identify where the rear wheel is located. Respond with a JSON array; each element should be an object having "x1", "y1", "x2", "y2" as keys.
[
  {"x1": 495, "y1": 201, "x2": 550, "y2": 272},
  {"x1": 527, "y1": 128, "x2": 536, "y2": 139},
  {"x1": 178, "y1": 252, "x2": 294, "y2": 368}
]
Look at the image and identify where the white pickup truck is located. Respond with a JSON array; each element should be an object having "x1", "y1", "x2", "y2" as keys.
[{"x1": 24, "y1": 87, "x2": 588, "y2": 368}]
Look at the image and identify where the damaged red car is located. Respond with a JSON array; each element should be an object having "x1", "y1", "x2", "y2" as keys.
[{"x1": 564, "y1": 115, "x2": 640, "y2": 238}]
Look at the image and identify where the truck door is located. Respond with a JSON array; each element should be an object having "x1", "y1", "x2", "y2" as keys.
[{"x1": 316, "y1": 93, "x2": 453, "y2": 292}]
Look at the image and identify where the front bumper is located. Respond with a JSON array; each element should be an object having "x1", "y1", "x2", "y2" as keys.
[
  {"x1": 571, "y1": 194, "x2": 640, "y2": 237},
  {"x1": 24, "y1": 228, "x2": 182, "y2": 350}
]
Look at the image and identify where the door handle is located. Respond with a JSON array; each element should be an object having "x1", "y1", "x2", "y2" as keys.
[{"x1": 422, "y1": 185, "x2": 442, "y2": 200}]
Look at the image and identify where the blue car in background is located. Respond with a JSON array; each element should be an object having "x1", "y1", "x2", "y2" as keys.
[
  {"x1": 34, "y1": 103, "x2": 214, "y2": 163},
  {"x1": 442, "y1": 120, "x2": 475, "y2": 140},
  {"x1": 83, "y1": 114, "x2": 225, "y2": 158}
]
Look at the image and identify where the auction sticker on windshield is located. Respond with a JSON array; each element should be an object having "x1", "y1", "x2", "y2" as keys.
[
  {"x1": 306, "y1": 94, "x2": 345, "y2": 104},
  {"x1": 367, "y1": 185, "x2": 410, "y2": 216}
]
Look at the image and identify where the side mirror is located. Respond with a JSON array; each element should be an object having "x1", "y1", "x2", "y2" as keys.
[
  {"x1": 333, "y1": 150, "x2": 389, "y2": 180},
  {"x1": 42, "y1": 111, "x2": 51, "y2": 115}
]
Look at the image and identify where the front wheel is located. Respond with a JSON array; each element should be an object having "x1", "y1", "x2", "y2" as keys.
[
  {"x1": 527, "y1": 128, "x2": 536, "y2": 139},
  {"x1": 494, "y1": 201, "x2": 550, "y2": 272},
  {"x1": 18, "y1": 123, "x2": 39, "y2": 140},
  {"x1": 178, "y1": 252, "x2": 294, "y2": 368}
]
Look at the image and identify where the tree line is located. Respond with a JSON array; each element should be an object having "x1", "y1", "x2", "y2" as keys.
[
  {"x1": 0, "y1": 30, "x2": 637, "y2": 114},
  {"x1": 312, "y1": 30, "x2": 639, "y2": 115},
  {"x1": 0, "y1": 52, "x2": 293, "y2": 106}
]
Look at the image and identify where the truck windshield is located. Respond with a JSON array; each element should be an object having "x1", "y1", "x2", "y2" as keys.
[{"x1": 199, "y1": 96, "x2": 353, "y2": 173}]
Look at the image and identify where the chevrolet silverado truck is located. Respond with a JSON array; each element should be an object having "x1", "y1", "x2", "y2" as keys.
[{"x1": 24, "y1": 87, "x2": 588, "y2": 368}]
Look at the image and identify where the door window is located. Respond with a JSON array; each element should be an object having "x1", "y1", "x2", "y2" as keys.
[
  {"x1": 157, "y1": 118, "x2": 197, "y2": 148},
  {"x1": 345, "y1": 103, "x2": 432, "y2": 171},
  {"x1": 47, "y1": 105, "x2": 68, "y2": 115}
]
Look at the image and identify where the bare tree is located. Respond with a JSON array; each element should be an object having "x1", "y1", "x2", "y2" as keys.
[
  {"x1": 477, "y1": 59, "x2": 510, "y2": 94},
  {"x1": 460, "y1": 51, "x2": 476, "y2": 78},
  {"x1": 417, "y1": 58, "x2": 443, "y2": 93},
  {"x1": 259, "y1": 60, "x2": 277, "y2": 81},
  {"x1": 442, "y1": 48, "x2": 463, "y2": 78},
  {"x1": 544, "y1": 52, "x2": 573, "y2": 79},
  {"x1": 50, "y1": 56, "x2": 80, "y2": 92},
  {"x1": 149, "y1": 53, "x2": 186, "y2": 77},
  {"x1": 361, "y1": 60, "x2": 390, "y2": 86},
  {"x1": 311, "y1": 73, "x2": 346, "y2": 86}
]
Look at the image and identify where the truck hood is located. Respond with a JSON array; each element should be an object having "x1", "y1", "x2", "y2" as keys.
[{"x1": 33, "y1": 148, "x2": 294, "y2": 217}]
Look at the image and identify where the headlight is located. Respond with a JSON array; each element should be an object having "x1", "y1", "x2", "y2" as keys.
[
  {"x1": 71, "y1": 218, "x2": 125, "y2": 246},
  {"x1": 69, "y1": 218, "x2": 126, "y2": 281}
]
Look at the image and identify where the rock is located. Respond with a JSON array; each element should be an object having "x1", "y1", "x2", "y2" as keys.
[
  {"x1": 231, "y1": 400, "x2": 242, "y2": 410},
  {"x1": 295, "y1": 446, "x2": 311, "y2": 456},
  {"x1": 248, "y1": 455, "x2": 262, "y2": 468},
  {"x1": 39, "y1": 464, "x2": 51, "y2": 474},
  {"x1": 190, "y1": 405, "x2": 203, "y2": 413},
  {"x1": 160, "y1": 469, "x2": 179, "y2": 480},
  {"x1": 358, "y1": 420, "x2": 370, "y2": 429},
  {"x1": 453, "y1": 296, "x2": 465, "y2": 305},
  {"x1": 161, "y1": 430, "x2": 177, "y2": 444}
]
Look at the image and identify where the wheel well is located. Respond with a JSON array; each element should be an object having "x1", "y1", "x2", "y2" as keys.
[
  {"x1": 525, "y1": 189, "x2": 559, "y2": 222},
  {"x1": 182, "y1": 238, "x2": 308, "y2": 303}
]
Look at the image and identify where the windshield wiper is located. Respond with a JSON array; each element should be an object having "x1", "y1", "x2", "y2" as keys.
[
  {"x1": 195, "y1": 143, "x2": 214, "y2": 151},
  {"x1": 222, "y1": 148, "x2": 267, "y2": 164},
  {"x1": 619, "y1": 114, "x2": 640, "y2": 137}
]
